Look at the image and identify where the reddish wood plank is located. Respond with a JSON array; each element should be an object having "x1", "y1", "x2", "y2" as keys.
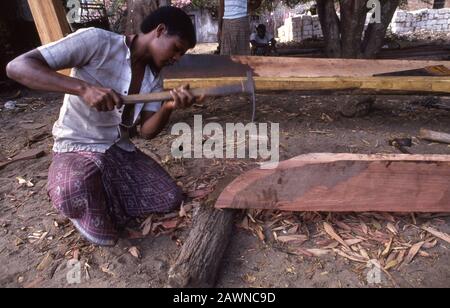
[{"x1": 215, "y1": 154, "x2": 450, "y2": 212}]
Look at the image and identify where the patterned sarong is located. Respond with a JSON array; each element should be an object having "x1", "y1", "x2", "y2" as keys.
[{"x1": 47, "y1": 145, "x2": 183, "y2": 246}]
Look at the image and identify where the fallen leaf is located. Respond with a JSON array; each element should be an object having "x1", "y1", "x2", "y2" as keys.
[
  {"x1": 128, "y1": 246, "x2": 141, "y2": 259},
  {"x1": 100, "y1": 264, "x2": 116, "y2": 277},
  {"x1": 243, "y1": 273, "x2": 256, "y2": 283},
  {"x1": 335, "y1": 249, "x2": 367, "y2": 263},
  {"x1": 382, "y1": 237, "x2": 394, "y2": 257},
  {"x1": 360, "y1": 222, "x2": 369, "y2": 235},
  {"x1": 344, "y1": 239, "x2": 364, "y2": 246},
  {"x1": 396, "y1": 250, "x2": 406, "y2": 268},
  {"x1": 141, "y1": 215, "x2": 153, "y2": 236},
  {"x1": 384, "y1": 259, "x2": 399, "y2": 271},
  {"x1": 335, "y1": 221, "x2": 352, "y2": 232},
  {"x1": 422, "y1": 226, "x2": 450, "y2": 244},
  {"x1": 62, "y1": 229, "x2": 75, "y2": 239},
  {"x1": 161, "y1": 219, "x2": 179, "y2": 230},
  {"x1": 306, "y1": 249, "x2": 331, "y2": 257},
  {"x1": 324, "y1": 222, "x2": 350, "y2": 250},
  {"x1": 386, "y1": 223, "x2": 398, "y2": 235},
  {"x1": 255, "y1": 226, "x2": 265, "y2": 242},
  {"x1": 418, "y1": 251, "x2": 431, "y2": 257},
  {"x1": 16, "y1": 177, "x2": 34, "y2": 188},
  {"x1": 277, "y1": 235, "x2": 308, "y2": 244},
  {"x1": 404, "y1": 241, "x2": 425, "y2": 265},
  {"x1": 179, "y1": 202, "x2": 187, "y2": 217},
  {"x1": 37, "y1": 252, "x2": 53, "y2": 271},
  {"x1": 422, "y1": 239, "x2": 438, "y2": 249},
  {"x1": 187, "y1": 187, "x2": 213, "y2": 199}
]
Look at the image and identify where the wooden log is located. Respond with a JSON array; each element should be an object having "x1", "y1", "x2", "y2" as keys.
[
  {"x1": 168, "y1": 176, "x2": 238, "y2": 288},
  {"x1": 420, "y1": 129, "x2": 450, "y2": 145},
  {"x1": 164, "y1": 76, "x2": 450, "y2": 96},
  {"x1": 215, "y1": 154, "x2": 450, "y2": 213},
  {"x1": 168, "y1": 207, "x2": 236, "y2": 288}
]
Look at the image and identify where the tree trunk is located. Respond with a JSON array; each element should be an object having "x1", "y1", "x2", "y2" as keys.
[
  {"x1": 317, "y1": 0, "x2": 341, "y2": 58},
  {"x1": 339, "y1": 0, "x2": 367, "y2": 58},
  {"x1": 168, "y1": 176, "x2": 239, "y2": 288},
  {"x1": 125, "y1": 0, "x2": 160, "y2": 35},
  {"x1": 362, "y1": 0, "x2": 400, "y2": 58},
  {"x1": 168, "y1": 207, "x2": 237, "y2": 288}
]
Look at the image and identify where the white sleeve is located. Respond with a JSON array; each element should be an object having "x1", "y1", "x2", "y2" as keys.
[{"x1": 142, "y1": 77, "x2": 163, "y2": 113}]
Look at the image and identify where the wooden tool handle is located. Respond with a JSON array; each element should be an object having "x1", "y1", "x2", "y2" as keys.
[{"x1": 122, "y1": 82, "x2": 247, "y2": 104}]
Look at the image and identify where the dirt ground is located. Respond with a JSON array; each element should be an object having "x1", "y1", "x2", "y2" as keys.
[{"x1": 0, "y1": 85, "x2": 449, "y2": 288}]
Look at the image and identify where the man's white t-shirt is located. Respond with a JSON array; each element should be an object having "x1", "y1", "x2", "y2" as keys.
[{"x1": 250, "y1": 32, "x2": 274, "y2": 45}]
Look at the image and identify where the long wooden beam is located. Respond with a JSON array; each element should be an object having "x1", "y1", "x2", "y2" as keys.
[
  {"x1": 215, "y1": 154, "x2": 450, "y2": 213},
  {"x1": 164, "y1": 76, "x2": 450, "y2": 95},
  {"x1": 163, "y1": 55, "x2": 450, "y2": 78}
]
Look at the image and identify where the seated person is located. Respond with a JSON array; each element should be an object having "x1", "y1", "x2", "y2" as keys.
[
  {"x1": 250, "y1": 24, "x2": 277, "y2": 56},
  {"x1": 6, "y1": 7, "x2": 197, "y2": 246}
]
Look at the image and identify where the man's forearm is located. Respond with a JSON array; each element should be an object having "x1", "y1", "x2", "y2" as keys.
[
  {"x1": 140, "y1": 103, "x2": 174, "y2": 140},
  {"x1": 7, "y1": 50, "x2": 90, "y2": 96}
]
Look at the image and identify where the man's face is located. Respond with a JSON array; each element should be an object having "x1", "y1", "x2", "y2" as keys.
[
  {"x1": 257, "y1": 28, "x2": 266, "y2": 38},
  {"x1": 148, "y1": 25, "x2": 192, "y2": 71}
]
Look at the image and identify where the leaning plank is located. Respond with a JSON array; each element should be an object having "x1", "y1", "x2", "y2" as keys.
[
  {"x1": 215, "y1": 154, "x2": 450, "y2": 213},
  {"x1": 164, "y1": 76, "x2": 450, "y2": 96},
  {"x1": 420, "y1": 129, "x2": 450, "y2": 145},
  {"x1": 28, "y1": 0, "x2": 71, "y2": 76},
  {"x1": 163, "y1": 55, "x2": 450, "y2": 78},
  {"x1": 27, "y1": 0, "x2": 71, "y2": 45}
]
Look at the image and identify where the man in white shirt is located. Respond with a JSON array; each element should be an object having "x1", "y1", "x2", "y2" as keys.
[
  {"x1": 250, "y1": 24, "x2": 277, "y2": 56},
  {"x1": 7, "y1": 7, "x2": 197, "y2": 246}
]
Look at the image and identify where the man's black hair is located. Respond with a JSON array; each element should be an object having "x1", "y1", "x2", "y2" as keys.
[
  {"x1": 141, "y1": 6, "x2": 197, "y2": 48},
  {"x1": 257, "y1": 24, "x2": 266, "y2": 31}
]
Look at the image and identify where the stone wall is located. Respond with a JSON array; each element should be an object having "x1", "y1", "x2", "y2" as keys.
[
  {"x1": 392, "y1": 8, "x2": 450, "y2": 34},
  {"x1": 277, "y1": 8, "x2": 450, "y2": 43}
]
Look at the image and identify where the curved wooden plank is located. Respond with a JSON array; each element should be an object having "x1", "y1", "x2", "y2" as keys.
[{"x1": 215, "y1": 154, "x2": 450, "y2": 213}]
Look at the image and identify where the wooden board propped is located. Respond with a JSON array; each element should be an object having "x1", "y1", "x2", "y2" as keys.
[
  {"x1": 28, "y1": 0, "x2": 71, "y2": 76},
  {"x1": 215, "y1": 154, "x2": 450, "y2": 213},
  {"x1": 27, "y1": 0, "x2": 71, "y2": 45}
]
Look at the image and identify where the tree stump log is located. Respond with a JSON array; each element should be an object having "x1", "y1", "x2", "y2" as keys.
[{"x1": 168, "y1": 176, "x2": 239, "y2": 288}]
